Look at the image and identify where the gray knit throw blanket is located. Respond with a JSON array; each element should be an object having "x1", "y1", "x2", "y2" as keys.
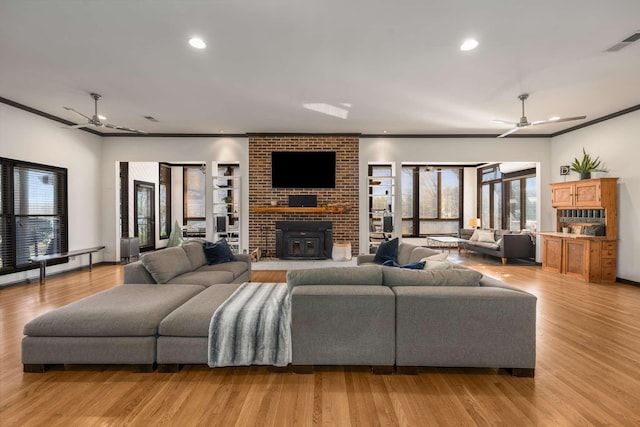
[{"x1": 208, "y1": 282, "x2": 291, "y2": 367}]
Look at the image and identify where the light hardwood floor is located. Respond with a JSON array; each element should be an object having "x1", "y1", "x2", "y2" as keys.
[{"x1": 1, "y1": 254, "x2": 639, "y2": 426}]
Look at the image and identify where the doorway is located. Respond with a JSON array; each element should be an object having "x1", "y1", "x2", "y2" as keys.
[{"x1": 134, "y1": 180, "x2": 155, "y2": 252}]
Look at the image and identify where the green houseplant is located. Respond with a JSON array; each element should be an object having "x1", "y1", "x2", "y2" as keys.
[{"x1": 570, "y1": 148, "x2": 607, "y2": 179}]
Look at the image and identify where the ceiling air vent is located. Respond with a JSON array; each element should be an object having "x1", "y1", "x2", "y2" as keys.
[
  {"x1": 605, "y1": 31, "x2": 640, "y2": 52},
  {"x1": 143, "y1": 115, "x2": 159, "y2": 122}
]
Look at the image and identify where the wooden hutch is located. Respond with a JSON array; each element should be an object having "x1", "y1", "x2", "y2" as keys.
[{"x1": 540, "y1": 178, "x2": 618, "y2": 283}]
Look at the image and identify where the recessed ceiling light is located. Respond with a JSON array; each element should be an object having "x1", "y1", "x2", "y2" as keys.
[
  {"x1": 460, "y1": 39, "x2": 479, "y2": 51},
  {"x1": 189, "y1": 37, "x2": 206, "y2": 49},
  {"x1": 549, "y1": 116, "x2": 560, "y2": 121}
]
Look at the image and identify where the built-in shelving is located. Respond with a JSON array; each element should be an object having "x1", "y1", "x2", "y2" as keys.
[{"x1": 213, "y1": 173, "x2": 241, "y2": 253}]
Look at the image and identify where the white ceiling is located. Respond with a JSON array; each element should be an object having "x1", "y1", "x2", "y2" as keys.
[{"x1": 1, "y1": 0, "x2": 639, "y2": 136}]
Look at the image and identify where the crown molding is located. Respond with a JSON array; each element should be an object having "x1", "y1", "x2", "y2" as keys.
[{"x1": 2, "y1": 96, "x2": 638, "y2": 139}]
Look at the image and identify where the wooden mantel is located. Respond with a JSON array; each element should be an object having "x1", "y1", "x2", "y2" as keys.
[{"x1": 253, "y1": 206, "x2": 350, "y2": 214}]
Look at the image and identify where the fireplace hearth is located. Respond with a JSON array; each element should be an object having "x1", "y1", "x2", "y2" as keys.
[{"x1": 275, "y1": 221, "x2": 333, "y2": 260}]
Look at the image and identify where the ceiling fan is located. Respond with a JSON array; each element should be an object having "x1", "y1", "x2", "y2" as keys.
[
  {"x1": 63, "y1": 93, "x2": 146, "y2": 134},
  {"x1": 493, "y1": 93, "x2": 586, "y2": 138}
]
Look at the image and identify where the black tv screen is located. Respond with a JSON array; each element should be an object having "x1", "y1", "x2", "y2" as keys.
[{"x1": 271, "y1": 151, "x2": 336, "y2": 188}]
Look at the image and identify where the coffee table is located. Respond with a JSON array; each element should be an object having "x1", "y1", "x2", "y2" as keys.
[{"x1": 426, "y1": 236, "x2": 468, "y2": 253}]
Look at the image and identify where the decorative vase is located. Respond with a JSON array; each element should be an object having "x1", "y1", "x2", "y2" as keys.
[{"x1": 580, "y1": 172, "x2": 591, "y2": 180}]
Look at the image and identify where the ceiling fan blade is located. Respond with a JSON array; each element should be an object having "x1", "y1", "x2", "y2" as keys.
[
  {"x1": 492, "y1": 119, "x2": 518, "y2": 126},
  {"x1": 104, "y1": 122, "x2": 147, "y2": 134},
  {"x1": 63, "y1": 106, "x2": 92, "y2": 121},
  {"x1": 62, "y1": 123, "x2": 90, "y2": 129},
  {"x1": 497, "y1": 127, "x2": 521, "y2": 138},
  {"x1": 531, "y1": 115, "x2": 587, "y2": 126}
]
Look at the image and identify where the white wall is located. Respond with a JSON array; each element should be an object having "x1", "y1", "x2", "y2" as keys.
[
  {"x1": 551, "y1": 110, "x2": 640, "y2": 282},
  {"x1": 101, "y1": 137, "x2": 249, "y2": 261},
  {"x1": 359, "y1": 137, "x2": 551, "y2": 261},
  {"x1": 0, "y1": 103, "x2": 103, "y2": 286}
]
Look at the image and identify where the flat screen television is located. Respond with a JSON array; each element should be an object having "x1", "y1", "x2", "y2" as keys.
[{"x1": 271, "y1": 151, "x2": 336, "y2": 188}]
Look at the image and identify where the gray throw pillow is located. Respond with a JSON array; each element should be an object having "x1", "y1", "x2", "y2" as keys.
[
  {"x1": 382, "y1": 267, "x2": 482, "y2": 287},
  {"x1": 140, "y1": 246, "x2": 193, "y2": 284}
]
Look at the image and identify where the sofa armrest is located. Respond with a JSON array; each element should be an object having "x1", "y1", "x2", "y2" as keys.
[
  {"x1": 501, "y1": 234, "x2": 535, "y2": 258},
  {"x1": 357, "y1": 254, "x2": 376, "y2": 265},
  {"x1": 123, "y1": 261, "x2": 156, "y2": 284}
]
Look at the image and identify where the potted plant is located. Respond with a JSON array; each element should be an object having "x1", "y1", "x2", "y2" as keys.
[{"x1": 570, "y1": 148, "x2": 607, "y2": 179}]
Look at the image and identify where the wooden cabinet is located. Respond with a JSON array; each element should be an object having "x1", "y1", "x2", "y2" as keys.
[
  {"x1": 551, "y1": 178, "x2": 617, "y2": 208},
  {"x1": 542, "y1": 235, "x2": 617, "y2": 283},
  {"x1": 543, "y1": 178, "x2": 618, "y2": 284},
  {"x1": 542, "y1": 236, "x2": 563, "y2": 273}
]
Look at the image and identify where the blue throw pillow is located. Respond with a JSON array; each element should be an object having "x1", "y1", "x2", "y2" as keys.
[
  {"x1": 382, "y1": 259, "x2": 426, "y2": 269},
  {"x1": 374, "y1": 237, "x2": 399, "y2": 264},
  {"x1": 202, "y1": 238, "x2": 236, "y2": 265}
]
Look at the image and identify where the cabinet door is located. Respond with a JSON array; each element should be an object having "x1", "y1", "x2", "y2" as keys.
[
  {"x1": 574, "y1": 181, "x2": 600, "y2": 207},
  {"x1": 551, "y1": 183, "x2": 573, "y2": 207},
  {"x1": 563, "y1": 239, "x2": 588, "y2": 280},
  {"x1": 542, "y1": 237, "x2": 563, "y2": 273}
]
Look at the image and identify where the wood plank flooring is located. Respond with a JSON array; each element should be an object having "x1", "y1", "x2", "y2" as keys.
[{"x1": 1, "y1": 254, "x2": 639, "y2": 426}]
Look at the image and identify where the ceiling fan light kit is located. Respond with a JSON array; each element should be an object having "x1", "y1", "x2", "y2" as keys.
[
  {"x1": 495, "y1": 93, "x2": 587, "y2": 138},
  {"x1": 63, "y1": 93, "x2": 146, "y2": 134}
]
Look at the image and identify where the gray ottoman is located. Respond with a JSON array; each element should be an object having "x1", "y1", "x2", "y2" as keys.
[
  {"x1": 22, "y1": 284, "x2": 204, "y2": 372},
  {"x1": 156, "y1": 283, "x2": 241, "y2": 371}
]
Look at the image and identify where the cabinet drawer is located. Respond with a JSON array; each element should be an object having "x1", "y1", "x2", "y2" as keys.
[
  {"x1": 602, "y1": 250, "x2": 616, "y2": 258},
  {"x1": 601, "y1": 258, "x2": 616, "y2": 269},
  {"x1": 601, "y1": 266, "x2": 617, "y2": 282},
  {"x1": 602, "y1": 241, "x2": 616, "y2": 250}
]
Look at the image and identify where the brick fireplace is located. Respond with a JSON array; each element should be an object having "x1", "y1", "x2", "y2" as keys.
[{"x1": 248, "y1": 134, "x2": 359, "y2": 258}]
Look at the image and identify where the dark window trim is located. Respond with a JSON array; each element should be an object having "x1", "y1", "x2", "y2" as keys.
[
  {"x1": 133, "y1": 180, "x2": 156, "y2": 252},
  {"x1": 183, "y1": 166, "x2": 206, "y2": 226},
  {"x1": 119, "y1": 162, "x2": 129, "y2": 238},
  {"x1": 0, "y1": 157, "x2": 68, "y2": 276},
  {"x1": 158, "y1": 163, "x2": 171, "y2": 240},
  {"x1": 402, "y1": 165, "x2": 463, "y2": 237}
]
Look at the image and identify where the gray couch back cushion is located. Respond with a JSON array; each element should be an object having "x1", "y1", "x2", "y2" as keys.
[
  {"x1": 181, "y1": 240, "x2": 208, "y2": 270},
  {"x1": 287, "y1": 266, "x2": 383, "y2": 290},
  {"x1": 383, "y1": 267, "x2": 483, "y2": 287},
  {"x1": 140, "y1": 246, "x2": 192, "y2": 284}
]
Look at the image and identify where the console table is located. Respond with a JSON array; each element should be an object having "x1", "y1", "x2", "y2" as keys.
[{"x1": 30, "y1": 246, "x2": 105, "y2": 285}]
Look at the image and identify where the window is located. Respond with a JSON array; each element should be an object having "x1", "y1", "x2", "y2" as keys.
[
  {"x1": 478, "y1": 165, "x2": 502, "y2": 229},
  {"x1": 0, "y1": 157, "x2": 68, "y2": 275},
  {"x1": 505, "y1": 174, "x2": 537, "y2": 231},
  {"x1": 402, "y1": 166, "x2": 462, "y2": 236},
  {"x1": 183, "y1": 166, "x2": 206, "y2": 235},
  {"x1": 159, "y1": 163, "x2": 171, "y2": 239},
  {"x1": 478, "y1": 164, "x2": 537, "y2": 231}
]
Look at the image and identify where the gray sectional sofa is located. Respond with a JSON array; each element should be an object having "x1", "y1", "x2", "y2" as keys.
[
  {"x1": 124, "y1": 240, "x2": 251, "y2": 286},
  {"x1": 22, "y1": 241, "x2": 536, "y2": 377},
  {"x1": 288, "y1": 260, "x2": 537, "y2": 376}
]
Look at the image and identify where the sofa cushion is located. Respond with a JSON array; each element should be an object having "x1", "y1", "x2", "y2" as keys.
[
  {"x1": 181, "y1": 240, "x2": 208, "y2": 270},
  {"x1": 373, "y1": 237, "x2": 399, "y2": 264},
  {"x1": 166, "y1": 271, "x2": 235, "y2": 287},
  {"x1": 159, "y1": 284, "x2": 241, "y2": 336},
  {"x1": 469, "y1": 229, "x2": 480, "y2": 241},
  {"x1": 407, "y1": 246, "x2": 440, "y2": 263},
  {"x1": 422, "y1": 252, "x2": 449, "y2": 262},
  {"x1": 203, "y1": 238, "x2": 236, "y2": 265},
  {"x1": 196, "y1": 261, "x2": 248, "y2": 279},
  {"x1": 382, "y1": 267, "x2": 482, "y2": 287},
  {"x1": 141, "y1": 246, "x2": 193, "y2": 284},
  {"x1": 287, "y1": 265, "x2": 383, "y2": 289},
  {"x1": 470, "y1": 241, "x2": 500, "y2": 251},
  {"x1": 23, "y1": 284, "x2": 204, "y2": 337}
]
